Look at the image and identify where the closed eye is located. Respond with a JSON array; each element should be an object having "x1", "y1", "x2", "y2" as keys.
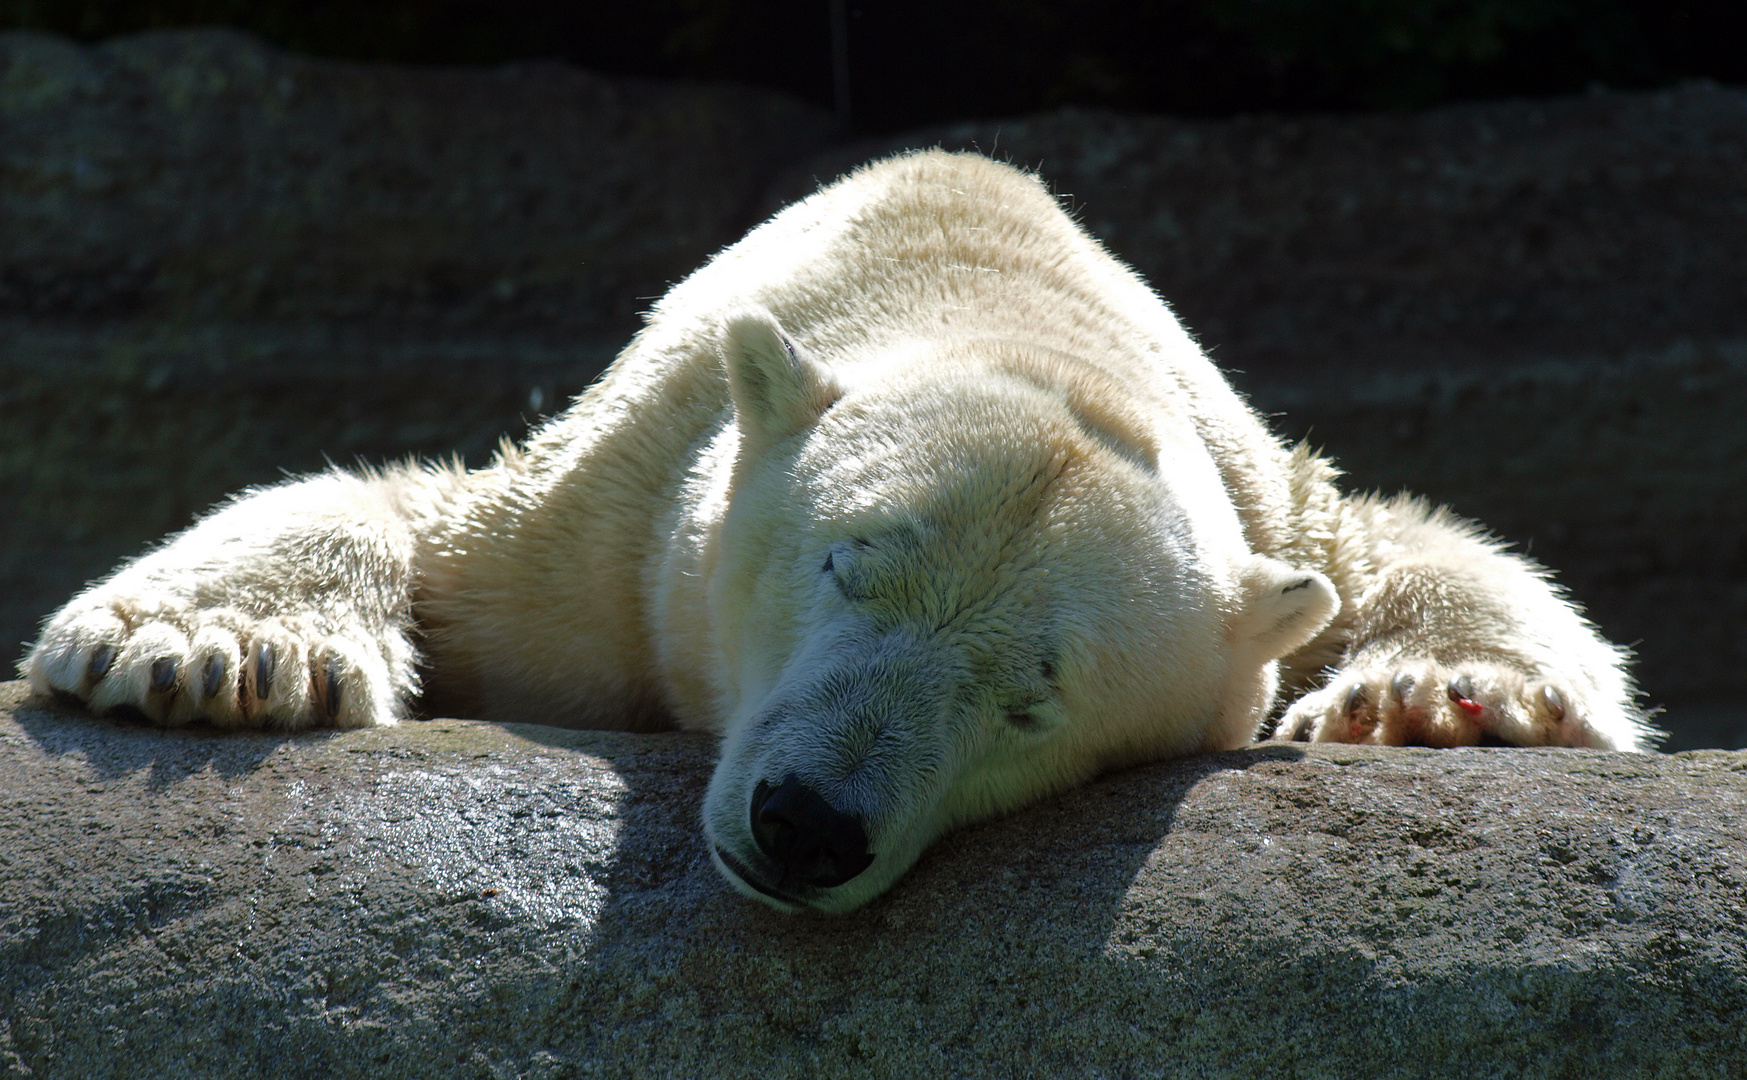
[{"x1": 1001, "y1": 658, "x2": 1061, "y2": 732}]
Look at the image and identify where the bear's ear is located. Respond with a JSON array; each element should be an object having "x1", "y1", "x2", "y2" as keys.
[
  {"x1": 1227, "y1": 556, "x2": 1340, "y2": 662},
  {"x1": 722, "y1": 310, "x2": 842, "y2": 447}
]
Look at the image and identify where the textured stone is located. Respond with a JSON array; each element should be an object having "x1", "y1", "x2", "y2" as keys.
[
  {"x1": 3, "y1": 680, "x2": 1745, "y2": 1076},
  {"x1": 0, "y1": 28, "x2": 834, "y2": 664},
  {"x1": 0, "y1": 28, "x2": 832, "y2": 328}
]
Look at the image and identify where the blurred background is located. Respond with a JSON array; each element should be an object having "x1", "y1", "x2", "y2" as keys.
[
  {"x1": 5, "y1": 0, "x2": 1744, "y2": 130},
  {"x1": 1, "y1": 2, "x2": 1743, "y2": 747}
]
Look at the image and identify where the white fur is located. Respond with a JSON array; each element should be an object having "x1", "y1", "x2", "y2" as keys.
[{"x1": 24, "y1": 151, "x2": 1653, "y2": 913}]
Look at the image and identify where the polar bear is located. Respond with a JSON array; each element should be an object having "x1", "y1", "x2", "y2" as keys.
[{"x1": 24, "y1": 151, "x2": 1654, "y2": 913}]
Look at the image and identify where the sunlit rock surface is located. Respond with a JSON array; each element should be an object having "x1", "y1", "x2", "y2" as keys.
[{"x1": 3, "y1": 682, "x2": 1744, "y2": 1076}]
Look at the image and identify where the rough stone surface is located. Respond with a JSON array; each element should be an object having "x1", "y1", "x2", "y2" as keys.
[
  {"x1": 3, "y1": 680, "x2": 1745, "y2": 1076},
  {"x1": 2, "y1": 29, "x2": 1744, "y2": 745},
  {"x1": 0, "y1": 28, "x2": 834, "y2": 662},
  {"x1": 0, "y1": 28, "x2": 832, "y2": 329}
]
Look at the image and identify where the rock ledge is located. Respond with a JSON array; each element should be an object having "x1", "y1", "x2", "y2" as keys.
[{"x1": 2, "y1": 682, "x2": 1743, "y2": 1077}]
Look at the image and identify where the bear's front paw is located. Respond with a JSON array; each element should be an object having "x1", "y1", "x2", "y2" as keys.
[
  {"x1": 1273, "y1": 659, "x2": 1600, "y2": 748},
  {"x1": 25, "y1": 594, "x2": 396, "y2": 730}
]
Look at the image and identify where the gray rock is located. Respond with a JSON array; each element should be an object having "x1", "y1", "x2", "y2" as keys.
[
  {"x1": 0, "y1": 28, "x2": 834, "y2": 670},
  {"x1": 0, "y1": 27, "x2": 832, "y2": 329},
  {"x1": 3, "y1": 680, "x2": 1745, "y2": 1076}
]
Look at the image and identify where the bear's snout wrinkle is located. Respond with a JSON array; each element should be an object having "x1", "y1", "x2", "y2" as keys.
[{"x1": 750, "y1": 774, "x2": 875, "y2": 887}]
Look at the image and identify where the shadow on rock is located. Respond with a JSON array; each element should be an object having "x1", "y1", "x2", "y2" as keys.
[
  {"x1": 12, "y1": 690, "x2": 301, "y2": 787},
  {"x1": 491, "y1": 737, "x2": 1307, "y2": 1071}
]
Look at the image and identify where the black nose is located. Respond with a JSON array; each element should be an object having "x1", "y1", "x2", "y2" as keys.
[{"x1": 750, "y1": 774, "x2": 874, "y2": 888}]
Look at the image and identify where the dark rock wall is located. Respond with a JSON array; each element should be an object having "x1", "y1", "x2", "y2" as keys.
[
  {"x1": 0, "y1": 29, "x2": 833, "y2": 666},
  {"x1": 3, "y1": 28, "x2": 832, "y2": 329},
  {"x1": 3, "y1": 29, "x2": 1742, "y2": 745}
]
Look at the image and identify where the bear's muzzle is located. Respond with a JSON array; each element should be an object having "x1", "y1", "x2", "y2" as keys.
[{"x1": 750, "y1": 773, "x2": 875, "y2": 888}]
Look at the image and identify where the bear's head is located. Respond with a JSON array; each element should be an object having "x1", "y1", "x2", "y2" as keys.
[{"x1": 702, "y1": 310, "x2": 1336, "y2": 913}]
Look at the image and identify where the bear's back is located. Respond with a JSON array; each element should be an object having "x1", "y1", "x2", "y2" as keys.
[{"x1": 600, "y1": 150, "x2": 1333, "y2": 585}]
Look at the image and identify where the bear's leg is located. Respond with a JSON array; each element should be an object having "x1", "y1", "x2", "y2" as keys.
[
  {"x1": 22, "y1": 468, "x2": 431, "y2": 730},
  {"x1": 1273, "y1": 498, "x2": 1654, "y2": 751}
]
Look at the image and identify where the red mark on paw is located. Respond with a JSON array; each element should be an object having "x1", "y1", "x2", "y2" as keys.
[{"x1": 1452, "y1": 697, "x2": 1484, "y2": 718}]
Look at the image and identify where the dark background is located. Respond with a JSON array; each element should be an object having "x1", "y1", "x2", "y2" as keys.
[{"x1": 4, "y1": 0, "x2": 1744, "y2": 132}]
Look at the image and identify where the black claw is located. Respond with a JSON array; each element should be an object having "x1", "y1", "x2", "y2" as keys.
[
  {"x1": 253, "y1": 642, "x2": 275, "y2": 701},
  {"x1": 149, "y1": 657, "x2": 177, "y2": 693},
  {"x1": 1541, "y1": 685, "x2": 1567, "y2": 721},
  {"x1": 87, "y1": 644, "x2": 115, "y2": 682},
  {"x1": 324, "y1": 662, "x2": 341, "y2": 719},
  {"x1": 1391, "y1": 672, "x2": 1416, "y2": 704},
  {"x1": 200, "y1": 654, "x2": 226, "y2": 699},
  {"x1": 1343, "y1": 682, "x2": 1368, "y2": 718},
  {"x1": 1447, "y1": 674, "x2": 1477, "y2": 702}
]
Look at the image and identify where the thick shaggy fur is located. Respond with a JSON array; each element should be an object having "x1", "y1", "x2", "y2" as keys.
[{"x1": 25, "y1": 152, "x2": 1653, "y2": 913}]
